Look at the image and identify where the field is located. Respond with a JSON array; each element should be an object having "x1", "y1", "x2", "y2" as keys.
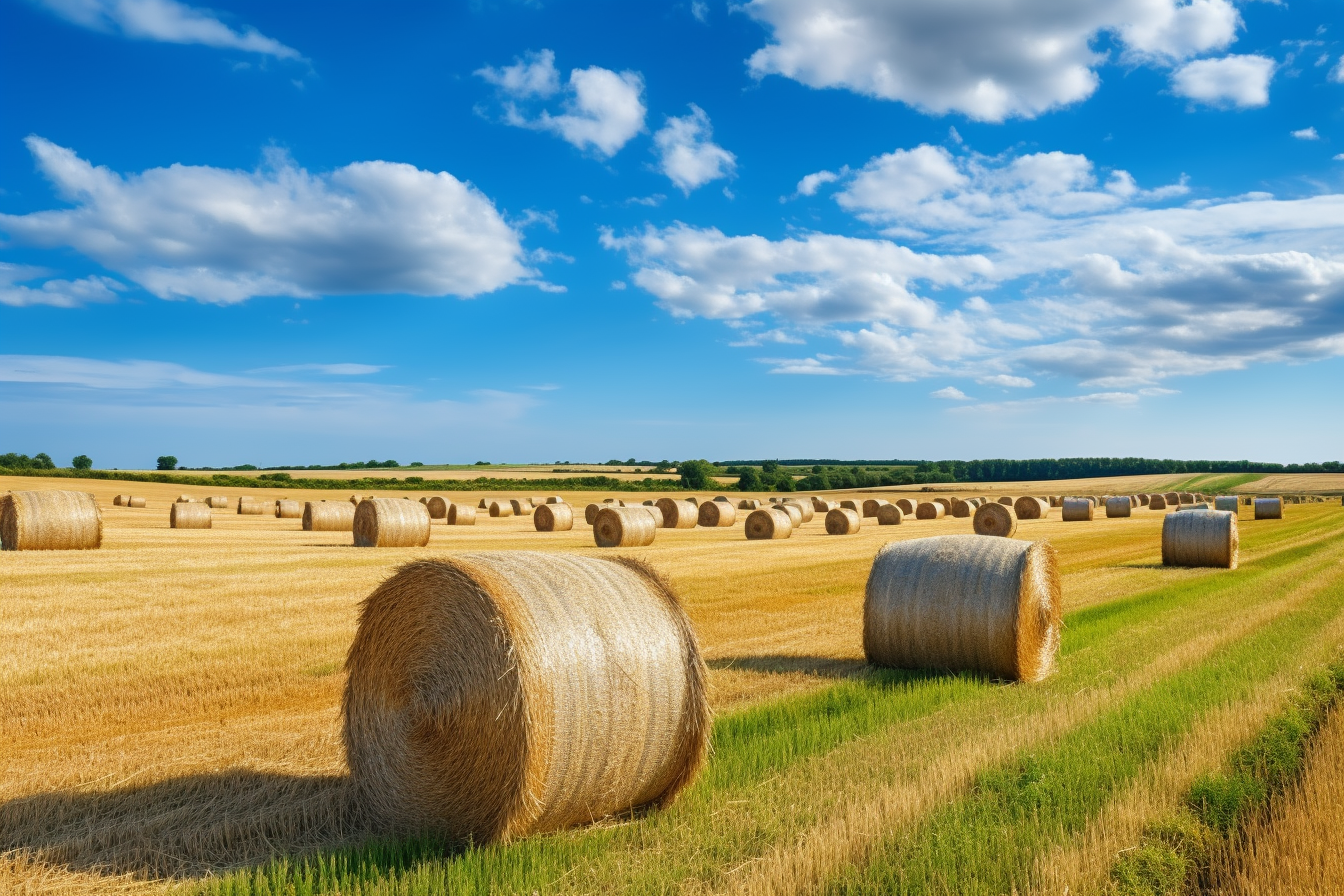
[{"x1": 2, "y1": 474, "x2": 1343, "y2": 895}]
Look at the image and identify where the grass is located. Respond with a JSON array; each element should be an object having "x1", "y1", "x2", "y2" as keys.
[{"x1": 1163, "y1": 473, "x2": 1266, "y2": 494}]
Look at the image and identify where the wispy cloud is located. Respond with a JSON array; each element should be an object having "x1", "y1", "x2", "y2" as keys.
[{"x1": 34, "y1": 0, "x2": 303, "y2": 60}]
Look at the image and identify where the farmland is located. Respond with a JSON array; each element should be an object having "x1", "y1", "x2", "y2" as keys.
[{"x1": 1, "y1": 474, "x2": 1342, "y2": 895}]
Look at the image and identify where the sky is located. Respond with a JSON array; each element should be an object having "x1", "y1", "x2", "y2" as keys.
[{"x1": 2, "y1": 0, "x2": 1343, "y2": 468}]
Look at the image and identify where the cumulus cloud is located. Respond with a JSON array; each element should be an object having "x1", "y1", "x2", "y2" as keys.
[
  {"x1": 795, "y1": 168, "x2": 844, "y2": 196},
  {"x1": 0, "y1": 262, "x2": 124, "y2": 307},
  {"x1": 653, "y1": 105, "x2": 737, "y2": 193},
  {"x1": 0, "y1": 137, "x2": 533, "y2": 304},
  {"x1": 35, "y1": 0, "x2": 301, "y2": 59},
  {"x1": 931, "y1": 386, "x2": 970, "y2": 400},
  {"x1": 1171, "y1": 54, "x2": 1275, "y2": 108},
  {"x1": 978, "y1": 374, "x2": 1035, "y2": 388},
  {"x1": 1291, "y1": 127, "x2": 1320, "y2": 140},
  {"x1": 478, "y1": 50, "x2": 646, "y2": 157},
  {"x1": 1331, "y1": 57, "x2": 1344, "y2": 83},
  {"x1": 743, "y1": 0, "x2": 1243, "y2": 121}
]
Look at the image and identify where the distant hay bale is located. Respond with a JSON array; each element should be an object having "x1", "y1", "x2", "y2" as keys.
[
  {"x1": 810, "y1": 497, "x2": 829, "y2": 512},
  {"x1": 425, "y1": 497, "x2": 449, "y2": 520},
  {"x1": 839, "y1": 499, "x2": 860, "y2": 513},
  {"x1": 275, "y1": 499, "x2": 303, "y2": 519},
  {"x1": 655, "y1": 498, "x2": 699, "y2": 529},
  {"x1": 1149, "y1": 494, "x2": 1168, "y2": 510},
  {"x1": 1254, "y1": 498, "x2": 1284, "y2": 520},
  {"x1": 784, "y1": 500, "x2": 814, "y2": 523},
  {"x1": 127, "y1": 496, "x2": 146, "y2": 508},
  {"x1": 1105, "y1": 496, "x2": 1132, "y2": 518},
  {"x1": 895, "y1": 498, "x2": 917, "y2": 515},
  {"x1": 169, "y1": 501, "x2": 212, "y2": 530},
  {"x1": 529, "y1": 496, "x2": 546, "y2": 507},
  {"x1": 951, "y1": 498, "x2": 973, "y2": 518},
  {"x1": 862, "y1": 499, "x2": 888, "y2": 517},
  {"x1": 714, "y1": 495, "x2": 730, "y2": 503},
  {"x1": 769, "y1": 497, "x2": 783, "y2": 504},
  {"x1": 997, "y1": 497, "x2": 1015, "y2": 506},
  {"x1": 1178, "y1": 493, "x2": 1195, "y2": 505},
  {"x1": 1062, "y1": 498, "x2": 1095, "y2": 522},
  {"x1": 1013, "y1": 497, "x2": 1049, "y2": 520},
  {"x1": 698, "y1": 500, "x2": 736, "y2": 527},
  {"x1": 585, "y1": 503, "x2": 602, "y2": 525},
  {"x1": 1213, "y1": 496, "x2": 1239, "y2": 512},
  {"x1": 354, "y1": 498, "x2": 431, "y2": 548},
  {"x1": 534, "y1": 503, "x2": 574, "y2": 532},
  {"x1": 1183, "y1": 503, "x2": 1210, "y2": 511},
  {"x1": 113, "y1": 494, "x2": 128, "y2": 506},
  {"x1": 176, "y1": 495, "x2": 198, "y2": 503},
  {"x1": 478, "y1": 498, "x2": 490, "y2": 509},
  {"x1": 447, "y1": 503, "x2": 476, "y2": 526},
  {"x1": 777, "y1": 503, "x2": 803, "y2": 527},
  {"x1": 877, "y1": 504, "x2": 903, "y2": 526},
  {"x1": 1162, "y1": 492, "x2": 1179, "y2": 506},
  {"x1": 825, "y1": 507, "x2": 860, "y2": 535},
  {"x1": 304, "y1": 501, "x2": 356, "y2": 531},
  {"x1": 603, "y1": 498, "x2": 624, "y2": 505},
  {"x1": 238, "y1": 497, "x2": 268, "y2": 515},
  {"x1": 510, "y1": 499, "x2": 535, "y2": 516},
  {"x1": 489, "y1": 501, "x2": 514, "y2": 518},
  {"x1": 1163, "y1": 510, "x2": 1238, "y2": 569},
  {"x1": 0, "y1": 490, "x2": 102, "y2": 551},
  {"x1": 1138, "y1": 494, "x2": 1151, "y2": 506},
  {"x1": 915, "y1": 501, "x2": 945, "y2": 520},
  {"x1": 354, "y1": 496, "x2": 365, "y2": 506},
  {"x1": 343, "y1": 553, "x2": 708, "y2": 842},
  {"x1": 1049, "y1": 496, "x2": 1062, "y2": 507},
  {"x1": 974, "y1": 502, "x2": 1018, "y2": 538},
  {"x1": 207, "y1": 495, "x2": 230, "y2": 509},
  {"x1": 1127, "y1": 495, "x2": 1138, "y2": 507},
  {"x1": 863, "y1": 535, "x2": 1061, "y2": 682},
  {"x1": 594, "y1": 507, "x2": 656, "y2": 547},
  {"x1": 545, "y1": 496, "x2": 564, "y2": 504},
  {"x1": 643, "y1": 500, "x2": 656, "y2": 506},
  {"x1": 932, "y1": 498, "x2": 952, "y2": 513},
  {"x1": 642, "y1": 505, "x2": 665, "y2": 528},
  {"x1": 745, "y1": 507, "x2": 793, "y2": 540}
]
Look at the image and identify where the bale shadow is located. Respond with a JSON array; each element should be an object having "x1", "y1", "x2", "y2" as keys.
[{"x1": 707, "y1": 654, "x2": 869, "y2": 679}]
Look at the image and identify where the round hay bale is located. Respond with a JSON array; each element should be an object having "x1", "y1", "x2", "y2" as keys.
[
  {"x1": 777, "y1": 503, "x2": 803, "y2": 527},
  {"x1": 863, "y1": 535, "x2": 1061, "y2": 682},
  {"x1": 1254, "y1": 498, "x2": 1284, "y2": 520},
  {"x1": 698, "y1": 500, "x2": 736, "y2": 527},
  {"x1": 642, "y1": 505, "x2": 665, "y2": 527},
  {"x1": 1049, "y1": 496, "x2": 1062, "y2": 507},
  {"x1": 974, "y1": 502, "x2": 1018, "y2": 538},
  {"x1": 343, "y1": 553, "x2": 709, "y2": 842},
  {"x1": 169, "y1": 501, "x2": 212, "y2": 530},
  {"x1": 769, "y1": 497, "x2": 783, "y2": 504},
  {"x1": 1149, "y1": 494, "x2": 1168, "y2": 511},
  {"x1": 876, "y1": 504, "x2": 903, "y2": 526},
  {"x1": 839, "y1": 499, "x2": 860, "y2": 513},
  {"x1": 584, "y1": 503, "x2": 602, "y2": 525},
  {"x1": 1138, "y1": 494, "x2": 1151, "y2": 507},
  {"x1": 447, "y1": 503, "x2": 477, "y2": 526},
  {"x1": 510, "y1": 499, "x2": 535, "y2": 516},
  {"x1": 1013, "y1": 497, "x2": 1049, "y2": 520},
  {"x1": 655, "y1": 498, "x2": 698, "y2": 529},
  {"x1": 602, "y1": 498, "x2": 624, "y2": 506},
  {"x1": 489, "y1": 501, "x2": 514, "y2": 518},
  {"x1": 1162, "y1": 492, "x2": 1178, "y2": 506},
  {"x1": 713, "y1": 495, "x2": 730, "y2": 503},
  {"x1": 1178, "y1": 492, "x2": 1195, "y2": 505},
  {"x1": 425, "y1": 497, "x2": 449, "y2": 520},
  {"x1": 932, "y1": 498, "x2": 952, "y2": 512},
  {"x1": 206, "y1": 495, "x2": 230, "y2": 509},
  {"x1": 545, "y1": 496, "x2": 564, "y2": 504},
  {"x1": 895, "y1": 498, "x2": 917, "y2": 515},
  {"x1": 534, "y1": 503, "x2": 574, "y2": 532},
  {"x1": 176, "y1": 495, "x2": 198, "y2": 503},
  {"x1": 997, "y1": 497, "x2": 1014, "y2": 506},
  {"x1": 736, "y1": 498, "x2": 760, "y2": 511},
  {"x1": 915, "y1": 501, "x2": 945, "y2": 520},
  {"x1": 1105, "y1": 496, "x2": 1132, "y2": 518},
  {"x1": 811, "y1": 497, "x2": 830, "y2": 512},
  {"x1": 353, "y1": 496, "x2": 364, "y2": 506},
  {"x1": 861, "y1": 498, "x2": 889, "y2": 518},
  {"x1": 304, "y1": 501, "x2": 356, "y2": 531},
  {"x1": 354, "y1": 498, "x2": 431, "y2": 548},
  {"x1": 1163, "y1": 510, "x2": 1238, "y2": 569},
  {"x1": 1213, "y1": 496, "x2": 1239, "y2": 513},
  {"x1": 238, "y1": 497, "x2": 268, "y2": 515},
  {"x1": 127, "y1": 496, "x2": 146, "y2": 508},
  {"x1": 950, "y1": 498, "x2": 973, "y2": 518},
  {"x1": 783, "y1": 500, "x2": 814, "y2": 523},
  {"x1": 478, "y1": 498, "x2": 490, "y2": 510},
  {"x1": 1062, "y1": 498, "x2": 1094, "y2": 522},
  {"x1": 746, "y1": 507, "x2": 793, "y2": 540},
  {"x1": 594, "y1": 507, "x2": 656, "y2": 547},
  {"x1": 276, "y1": 499, "x2": 303, "y2": 519},
  {"x1": 113, "y1": 494, "x2": 128, "y2": 506},
  {"x1": 529, "y1": 496, "x2": 546, "y2": 507},
  {"x1": 0, "y1": 490, "x2": 102, "y2": 551},
  {"x1": 825, "y1": 507, "x2": 860, "y2": 535}
]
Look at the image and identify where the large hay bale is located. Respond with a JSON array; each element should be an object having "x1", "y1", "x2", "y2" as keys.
[
  {"x1": 169, "y1": 501, "x2": 212, "y2": 530},
  {"x1": 1105, "y1": 496, "x2": 1131, "y2": 518},
  {"x1": 1254, "y1": 497, "x2": 1284, "y2": 520},
  {"x1": 895, "y1": 498, "x2": 917, "y2": 515},
  {"x1": 737, "y1": 498, "x2": 760, "y2": 510},
  {"x1": 1149, "y1": 494, "x2": 1168, "y2": 511},
  {"x1": 876, "y1": 504, "x2": 903, "y2": 526},
  {"x1": 973, "y1": 502, "x2": 1018, "y2": 538},
  {"x1": 447, "y1": 503, "x2": 477, "y2": 526},
  {"x1": 534, "y1": 503, "x2": 574, "y2": 532},
  {"x1": 862, "y1": 498, "x2": 889, "y2": 518},
  {"x1": 0, "y1": 490, "x2": 102, "y2": 551},
  {"x1": 915, "y1": 501, "x2": 945, "y2": 520},
  {"x1": 304, "y1": 501, "x2": 356, "y2": 531},
  {"x1": 343, "y1": 553, "x2": 709, "y2": 842},
  {"x1": 1062, "y1": 498, "x2": 1094, "y2": 522},
  {"x1": 425, "y1": 497, "x2": 449, "y2": 520},
  {"x1": 863, "y1": 535, "x2": 1061, "y2": 682},
  {"x1": 825, "y1": 507, "x2": 860, "y2": 535},
  {"x1": 113, "y1": 494, "x2": 129, "y2": 506},
  {"x1": 1013, "y1": 497, "x2": 1049, "y2": 520},
  {"x1": 745, "y1": 507, "x2": 792, "y2": 540},
  {"x1": 777, "y1": 503, "x2": 803, "y2": 527},
  {"x1": 529, "y1": 496, "x2": 546, "y2": 507},
  {"x1": 1163, "y1": 510, "x2": 1238, "y2": 569},
  {"x1": 950, "y1": 498, "x2": 973, "y2": 518},
  {"x1": 1213, "y1": 496, "x2": 1239, "y2": 513},
  {"x1": 510, "y1": 499, "x2": 535, "y2": 516},
  {"x1": 489, "y1": 501, "x2": 514, "y2": 518},
  {"x1": 127, "y1": 496, "x2": 146, "y2": 508},
  {"x1": 655, "y1": 498, "x2": 698, "y2": 529},
  {"x1": 238, "y1": 497, "x2": 268, "y2": 515},
  {"x1": 276, "y1": 499, "x2": 303, "y2": 519},
  {"x1": 698, "y1": 500, "x2": 736, "y2": 527},
  {"x1": 585, "y1": 503, "x2": 602, "y2": 525},
  {"x1": 642, "y1": 505, "x2": 665, "y2": 527},
  {"x1": 594, "y1": 507, "x2": 656, "y2": 547},
  {"x1": 354, "y1": 498, "x2": 431, "y2": 548}
]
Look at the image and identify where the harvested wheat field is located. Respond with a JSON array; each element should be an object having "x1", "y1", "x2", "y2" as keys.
[{"x1": 2, "y1": 473, "x2": 1343, "y2": 895}]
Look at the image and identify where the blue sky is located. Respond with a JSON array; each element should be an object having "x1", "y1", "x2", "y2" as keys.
[{"x1": 2, "y1": 0, "x2": 1342, "y2": 468}]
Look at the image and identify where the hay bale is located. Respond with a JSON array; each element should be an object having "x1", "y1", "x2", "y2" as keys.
[
  {"x1": 584, "y1": 503, "x2": 602, "y2": 525},
  {"x1": 304, "y1": 501, "x2": 356, "y2": 531},
  {"x1": 113, "y1": 494, "x2": 128, "y2": 506},
  {"x1": 877, "y1": 504, "x2": 903, "y2": 526},
  {"x1": 276, "y1": 499, "x2": 303, "y2": 519},
  {"x1": 1013, "y1": 497, "x2": 1049, "y2": 520},
  {"x1": 1254, "y1": 497, "x2": 1284, "y2": 520},
  {"x1": 478, "y1": 498, "x2": 490, "y2": 510},
  {"x1": 205, "y1": 495, "x2": 229, "y2": 509},
  {"x1": 997, "y1": 497, "x2": 1014, "y2": 506},
  {"x1": 1062, "y1": 498, "x2": 1094, "y2": 522},
  {"x1": 642, "y1": 505, "x2": 665, "y2": 527},
  {"x1": 839, "y1": 499, "x2": 860, "y2": 513},
  {"x1": 1178, "y1": 492, "x2": 1195, "y2": 505},
  {"x1": 529, "y1": 496, "x2": 546, "y2": 507},
  {"x1": 489, "y1": 501, "x2": 514, "y2": 518},
  {"x1": 698, "y1": 500, "x2": 736, "y2": 527},
  {"x1": 1049, "y1": 496, "x2": 1062, "y2": 507},
  {"x1": 127, "y1": 496, "x2": 146, "y2": 508},
  {"x1": 655, "y1": 498, "x2": 698, "y2": 529},
  {"x1": 714, "y1": 496, "x2": 730, "y2": 503},
  {"x1": 354, "y1": 496, "x2": 364, "y2": 506},
  {"x1": 1, "y1": 490, "x2": 102, "y2": 551},
  {"x1": 974, "y1": 502, "x2": 1018, "y2": 538},
  {"x1": 1104, "y1": 496, "x2": 1131, "y2": 518},
  {"x1": 176, "y1": 495, "x2": 198, "y2": 503},
  {"x1": 932, "y1": 498, "x2": 952, "y2": 513},
  {"x1": 343, "y1": 553, "x2": 708, "y2": 842},
  {"x1": 915, "y1": 501, "x2": 945, "y2": 520},
  {"x1": 510, "y1": 499, "x2": 535, "y2": 516},
  {"x1": 1163, "y1": 510, "x2": 1238, "y2": 569},
  {"x1": 1149, "y1": 494, "x2": 1168, "y2": 511},
  {"x1": 777, "y1": 503, "x2": 803, "y2": 527},
  {"x1": 784, "y1": 500, "x2": 814, "y2": 523},
  {"x1": 534, "y1": 503, "x2": 574, "y2": 532},
  {"x1": 354, "y1": 498, "x2": 431, "y2": 548},
  {"x1": 745, "y1": 507, "x2": 793, "y2": 540},
  {"x1": 950, "y1": 498, "x2": 973, "y2": 518},
  {"x1": 825, "y1": 507, "x2": 860, "y2": 535},
  {"x1": 425, "y1": 497, "x2": 449, "y2": 520},
  {"x1": 237, "y1": 497, "x2": 268, "y2": 515},
  {"x1": 168, "y1": 501, "x2": 212, "y2": 530},
  {"x1": 895, "y1": 498, "x2": 917, "y2": 515},
  {"x1": 602, "y1": 498, "x2": 625, "y2": 506},
  {"x1": 545, "y1": 496, "x2": 564, "y2": 504},
  {"x1": 1138, "y1": 494, "x2": 1151, "y2": 506},
  {"x1": 1213, "y1": 496, "x2": 1239, "y2": 513},
  {"x1": 863, "y1": 535, "x2": 1061, "y2": 682},
  {"x1": 594, "y1": 507, "x2": 656, "y2": 547},
  {"x1": 862, "y1": 498, "x2": 889, "y2": 518},
  {"x1": 811, "y1": 497, "x2": 830, "y2": 512},
  {"x1": 447, "y1": 503, "x2": 477, "y2": 526}
]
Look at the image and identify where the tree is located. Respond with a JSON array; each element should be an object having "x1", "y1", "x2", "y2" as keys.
[
  {"x1": 156, "y1": 455, "x2": 178, "y2": 470},
  {"x1": 761, "y1": 460, "x2": 780, "y2": 475},
  {"x1": 678, "y1": 459, "x2": 718, "y2": 490},
  {"x1": 32, "y1": 453, "x2": 55, "y2": 469},
  {"x1": 71, "y1": 454, "x2": 92, "y2": 470},
  {"x1": 736, "y1": 468, "x2": 763, "y2": 492}
]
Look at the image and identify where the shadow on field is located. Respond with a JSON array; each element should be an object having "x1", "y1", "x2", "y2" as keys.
[{"x1": 708, "y1": 655, "x2": 869, "y2": 679}]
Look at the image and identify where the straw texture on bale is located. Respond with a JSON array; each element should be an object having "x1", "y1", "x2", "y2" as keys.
[
  {"x1": 545, "y1": 496, "x2": 563, "y2": 504},
  {"x1": 479, "y1": 499, "x2": 490, "y2": 509},
  {"x1": 697, "y1": 500, "x2": 736, "y2": 527},
  {"x1": 863, "y1": 535, "x2": 1062, "y2": 682},
  {"x1": 655, "y1": 498, "x2": 699, "y2": 530},
  {"x1": 205, "y1": 495, "x2": 230, "y2": 509},
  {"x1": 127, "y1": 496, "x2": 146, "y2": 508},
  {"x1": 951, "y1": 498, "x2": 973, "y2": 518},
  {"x1": 1162, "y1": 492, "x2": 1179, "y2": 506},
  {"x1": 1213, "y1": 496, "x2": 1238, "y2": 513},
  {"x1": 641, "y1": 505, "x2": 665, "y2": 528},
  {"x1": 777, "y1": 503, "x2": 803, "y2": 527},
  {"x1": 737, "y1": 498, "x2": 760, "y2": 510},
  {"x1": 1178, "y1": 493, "x2": 1195, "y2": 505},
  {"x1": 997, "y1": 497, "x2": 1014, "y2": 506},
  {"x1": 304, "y1": 501, "x2": 356, "y2": 531},
  {"x1": 915, "y1": 501, "x2": 945, "y2": 520},
  {"x1": 343, "y1": 553, "x2": 709, "y2": 842},
  {"x1": 1105, "y1": 496, "x2": 1132, "y2": 518},
  {"x1": 353, "y1": 498, "x2": 431, "y2": 548},
  {"x1": 510, "y1": 499, "x2": 535, "y2": 516},
  {"x1": 1138, "y1": 494, "x2": 1151, "y2": 506},
  {"x1": 1062, "y1": 497, "x2": 1095, "y2": 522},
  {"x1": 168, "y1": 501, "x2": 212, "y2": 530},
  {"x1": 113, "y1": 495, "x2": 129, "y2": 506},
  {"x1": 895, "y1": 498, "x2": 917, "y2": 515},
  {"x1": 0, "y1": 490, "x2": 102, "y2": 551},
  {"x1": 1150, "y1": 494, "x2": 1168, "y2": 510},
  {"x1": 585, "y1": 503, "x2": 602, "y2": 525},
  {"x1": 876, "y1": 504, "x2": 903, "y2": 525},
  {"x1": 489, "y1": 501, "x2": 514, "y2": 518},
  {"x1": 932, "y1": 498, "x2": 952, "y2": 513},
  {"x1": 1013, "y1": 497, "x2": 1049, "y2": 520},
  {"x1": 811, "y1": 497, "x2": 830, "y2": 512},
  {"x1": 533, "y1": 503, "x2": 574, "y2": 532},
  {"x1": 839, "y1": 499, "x2": 860, "y2": 512},
  {"x1": 425, "y1": 497, "x2": 449, "y2": 520},
  {"x1": 862, "y1": 498, "x2": 889, "y2": 518},
  {"x1": 1163, "y1": 510, "x2": 1239, "y2": 569},
  {"x1": 529, "y1": 497, "x2": 546, "y2": 507},
  {"x1": 238, "y1": 498, "x2": 267, "y2": 515},
  {"x1": 1254, "y1": 497, "x2": 1284, "y2": 520},
  {"x1": 825, "y1": 507, "x2": 860, "y2": 535},
  {"x1": 784, "y1": 500, "x2": 814, "y2": 523},
  {"x1": 593, "y1": 507, "x2": 656, "y2": 547},
  {"x1": 745, "y1": 507, "x2": 793, "y2": 540},
  {"x1": 275, "y1": 499, "x2": 303, "y2": 519},
  {"x1": 973, "y1": 502, "x2": 1018, "y2": 538},
  {"x1": 446, "y1": 503, "x2": 477, "y2": 526}
]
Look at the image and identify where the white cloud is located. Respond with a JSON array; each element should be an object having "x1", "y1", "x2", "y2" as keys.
[
  {"x1": 931, "y1": 386, "x2": 970, "y2": 400},
  {"x1": 795, "y1": 168, "x2": 844, "y2": 196},
  {"x1": 691, "y1": 0, "x2": 709, "y2": 23},
  {"x1": 765, "y1": 357, "x2": 849, "y2": 375},
  {"x1": 978, "y1": 374, "x2": 1035, "y2": 388},
  {"x1": 479, "y1": 50, "x2": 646, "y2": 157},
  {"x1": 248, "y1": 363, "x2": 386, "y2": 376},
  {"x1": 0, "y1": 138, "x2": 532, "y2": 304},
  {"x1": 0, "y1": 263, "x2": 124, "y2": 307},
  {"x1": 743, "y1": 0, "x2": 1242, "y2": 121},
  {"x1": 0, "y1": 355, "x2": 283, "y2": 390},
  {"x1": 1171, "y1": 54, "x2": 1275, "y2": 108},
  {"x1": 1291, "y1": 127, "x2": 1320, "y2": 140},
  {"x1": 653, "y1": 104, "x2": 737, "y2": 193},
  {"x1": 36, "y1": 0, "x2": 301, "y2": 59},
  {"x1": 1332, "y1": 57, "x2": 1344, "y2": 83}
]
